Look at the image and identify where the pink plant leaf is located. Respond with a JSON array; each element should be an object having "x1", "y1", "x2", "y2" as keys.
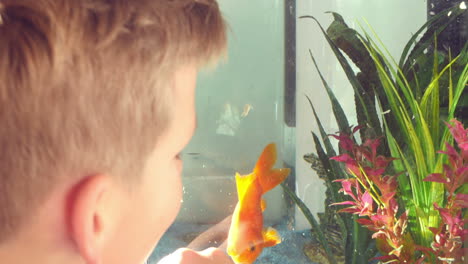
[
  {"x1": 363, "y1": 137, "x2": 381, "y2": 160},
  {"x1": 454, "y1": 166, "x2": 468, "y2": 186},
  {"x1": 439, "y1": 143, "x2": 459, "y2": 164},
  {"x1": 454, "y1": 194, "x2": 468, "y2": 208},
  {"x1": 335, "y1": 179, "x2": 358, "y2": 200},
  {"x1": 375, "y1": 156, "x2": 397, "y2": 169},
  {"x1": 355, "y1": 218, "x2": 374, "y2": 227},
  {"x1": 379, "y1": 176, "x2": 398, "y2": 194},
  {"x1": 330, "y1": 153, "x2": 355, "y2": 164},
  {"x1": 352, "y1": 125, "x2": 363, "y2": 134},
  {"x1": 359, "y1": 149, "x2": 373, "y2": 162},
  {"x1": 447, "y1": 119, "x2": 468, "y2": 149},
  {"x1": 423, "y1": 173, "x2": 446, "y2": 184},
  {"x1": 460, "y1": 142, "x2": 468, "y2": 150},
  {"x1": 339, "y1": 139, "x2": 355, "y2": 153},
  {"x1": 388, "y1": 198, "x2": 399, "y2": 214},
  {"x1": 434, "y1": 203, "x2": 455, "y2": 227},
  {"x1": 360, "y1": 191, "x2": 373, "y2": 210},
  {"x1": 331, "y1": 201, "x2": 356, "y2": 207},
  {"x1": 367, "y1": 168, "x2": 386, "y2": 177},
  {"x1": 371, "y1": 254, "x2": 397, "y2": 262},
  {"x1": 337, "y1": 207, "x2": 361, "y2": 214},
  {"x1": 346, "y1": 164, "x2": 362, "y2": 179},
  {"x1": 462, "y1": 229, "x2": 468, "y2": 241},
  {"x1": 370, "y1": 214, "x2": 393, "y2": 226},
  {"x1": 381, "y1": 192, "x2": 397, "y2": 206},
  {"x1": 429, "y1": 226, "x2": 440, "y2": 235},
  {"x1": 371, "y1": 230, "x2": 387, "y2": 240},
  {"x1": 459, "y1": 168, "x2": 468, "y2": 186},
  {"x1": 329, "y1": 133, "x2": 355, "y2": 152}
]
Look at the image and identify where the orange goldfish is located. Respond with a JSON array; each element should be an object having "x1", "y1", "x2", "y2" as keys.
[{"x1": 227, "y1": 143, "x2": 290, "y2": 264}]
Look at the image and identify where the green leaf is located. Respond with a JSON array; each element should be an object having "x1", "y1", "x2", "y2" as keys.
[
  {"x1": 305, "y1": 96, "x2": 337, "y2": 159},
  {"x1": 399, "y1": 5, "x2": 467, "y2": 72},
  {"x1": 280, "y1": 184, "x2": 337, "y2": 264},
  {"x1": 312, "y1": 132, "x2": 350, "y2": 249},
  {"x1": 301, "y1": 15, "x2": 381, "y2": 136},
  {"x1": 307, "y1": 49, "x2": 351, "y2": 135}
]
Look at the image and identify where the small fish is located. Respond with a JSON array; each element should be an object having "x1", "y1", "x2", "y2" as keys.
[
  {"x1": 227, "y1": 143, "x2": 291, "y2": 264},
  {"x1": 241, "y1": 104, "x2": 253, "y2": 118}
]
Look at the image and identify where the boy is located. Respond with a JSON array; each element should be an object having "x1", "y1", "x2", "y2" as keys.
[{"x1": 0, "y1": 0, "x2": 232, "y2": 263}]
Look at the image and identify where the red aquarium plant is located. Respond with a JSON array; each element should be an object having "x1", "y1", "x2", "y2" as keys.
[
  {"x1": 330, "y1": 126, "x2": 424, "y2": 263},
  {"x1": 330, "y1": 119, "x2": 468, "y2": 263},
  {"x1": 422, "y1": 119, "x2": 468, "y2": 263}
]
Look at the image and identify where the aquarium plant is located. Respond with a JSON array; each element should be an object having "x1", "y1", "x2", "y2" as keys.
[
  {"x1": 284, "y1": 3, "x2": 467, "y2": 264},
  {"x1": 422, "y1": 119, "x2": 468, "y2": 263},
  {"x1": 330, "y1": 119, "x2": 467, "y2": 263}
]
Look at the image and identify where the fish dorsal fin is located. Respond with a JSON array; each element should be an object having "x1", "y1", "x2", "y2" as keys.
[
  {"x1": 234, "y1": 172, "x2": 256, "y2": 202},
  {"x1": 262, "y1": 227, "x2": 281, "y2": 248}
]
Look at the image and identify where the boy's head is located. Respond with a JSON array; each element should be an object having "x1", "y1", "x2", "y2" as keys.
[{"x1": 0, "y1": 0, "x2": 226, "y2": 263}]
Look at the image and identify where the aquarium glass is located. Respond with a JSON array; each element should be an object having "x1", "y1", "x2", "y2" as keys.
[{"x1": 149, "y1": 0, "x2": 467, "y2": 263}]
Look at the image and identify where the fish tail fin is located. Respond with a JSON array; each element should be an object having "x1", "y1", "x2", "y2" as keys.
[
  {"x1": 254, "y1": 143, "x2": 290, "y2": 193},
  {"x1": 254, "y1": 143, "x2": 277, "y2": 174},
  {"x1": 262, "y1": 168, "x2": 291, "y2": 193}
]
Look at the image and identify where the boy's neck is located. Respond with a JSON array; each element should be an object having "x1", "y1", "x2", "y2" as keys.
[
  {"x1": 0, "y1": 238, "x2": 81, "y2": 264},
  {"x1": 0, "y1": 193, "x2": 82, "y2": 264}
]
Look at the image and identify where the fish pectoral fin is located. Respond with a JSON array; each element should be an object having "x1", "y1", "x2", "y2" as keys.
[
  {"x1": 261, "y1": 199, "x2": 267, "y2": 212},
  {"x1": 262, "y1": 227, "x2": 281, "y2": 248}
]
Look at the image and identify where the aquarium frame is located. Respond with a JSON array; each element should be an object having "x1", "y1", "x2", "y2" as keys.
[{"x1": 284, "y1": 0, "x2": 296, "y2": 127}]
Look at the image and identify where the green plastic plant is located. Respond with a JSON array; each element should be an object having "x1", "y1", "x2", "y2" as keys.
[
  {"x1": 283, "y1": 4, "x2": 467, "y2": 264},
  {"x1": 358, "y1": 22, "x2": 467, "y2": 247},
  {"x1": 330, "y1": 119, "x2": 467, "y2": 263}
]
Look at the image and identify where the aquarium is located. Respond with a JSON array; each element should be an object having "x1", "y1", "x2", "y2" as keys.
[{"x1": 150, "y1": 0, "x2": 467, "y2": 263}]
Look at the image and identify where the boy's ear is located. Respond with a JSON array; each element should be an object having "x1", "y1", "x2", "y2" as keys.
[{"x1": 68, "y1": 174, "x2": 116, "y2": 264}]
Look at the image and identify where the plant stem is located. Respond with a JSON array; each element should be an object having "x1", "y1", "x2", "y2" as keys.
[{"x1": 351, "y1": 216, "x2": 360, "y2": 264}]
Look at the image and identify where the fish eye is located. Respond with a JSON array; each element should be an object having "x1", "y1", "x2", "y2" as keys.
[{"x1": 249, "y1": 243, "x2": 256, "y2": 252}]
